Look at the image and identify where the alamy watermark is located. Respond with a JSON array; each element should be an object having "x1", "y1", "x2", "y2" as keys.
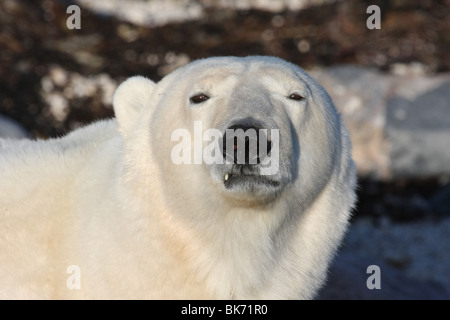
[
  {"x1": 366, "y1": 264, "x2": 381, "y2": 290},
  {"x1": 366, "y1": 5, "x2": 381, "y2": 30},
  {"x1": 171, "y1": 121, "x2": 280, "y2": 176},
  {"x1": 64, "y1": 263, "x2": 381, "y2": 292},
  {"x1": 66, "y1": 265, "x2": 81, "y2": 290},
  {"x1": 65, "y1": 4, "x2": 381, "y2": 31},
  {"x1": 66, "y1": 5, "x2": 81, "y2": 30}
]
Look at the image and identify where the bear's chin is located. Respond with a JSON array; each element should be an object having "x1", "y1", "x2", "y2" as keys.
[
  {"x1": 224, "y1": 173, "x2": 280, "y2": 189},
  {"x1": 221, "y1": 173, "x2": 283, "y2": 203}
]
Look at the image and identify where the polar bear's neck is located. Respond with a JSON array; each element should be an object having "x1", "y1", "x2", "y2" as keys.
[
  {"x1": 120, "y1": 139, "x2": 332, "y2": 299},
  {"x1": 147, "y1": 189, "x2": 292, "y2": 299}
]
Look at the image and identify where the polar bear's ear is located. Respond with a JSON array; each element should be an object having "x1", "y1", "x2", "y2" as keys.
[{"x1": 113, "y1": 76, "x2": 156, "y2": 134}]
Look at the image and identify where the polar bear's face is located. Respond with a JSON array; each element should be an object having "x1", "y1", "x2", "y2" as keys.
[{"x1": 115, "y1": 56, "x2": 341, "y2": 205}]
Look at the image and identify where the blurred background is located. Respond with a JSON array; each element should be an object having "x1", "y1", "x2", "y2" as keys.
[{"x1": 0, "y1": 0, "x2": 449, "y2": 299}]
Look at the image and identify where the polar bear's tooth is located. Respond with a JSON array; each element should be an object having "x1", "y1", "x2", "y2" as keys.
[{"x1": 224, "y1": 173, "x2": 229, "y2": 181}]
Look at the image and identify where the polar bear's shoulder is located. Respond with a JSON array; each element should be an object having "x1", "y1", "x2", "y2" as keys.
[
  {"x1": 0, "y1": 120, "x2": 118, "y2": 203},
  {"x1": 0, "y1": 119, "x2": 117, "y2": 160}
]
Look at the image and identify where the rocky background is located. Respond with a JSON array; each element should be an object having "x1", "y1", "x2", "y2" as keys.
[{"x1": 0, "y1": 0, "x2": 449, "y2": 299}]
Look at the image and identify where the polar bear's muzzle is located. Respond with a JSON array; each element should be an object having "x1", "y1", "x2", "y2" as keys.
[
  {"x1": 221, "y1": 122, "x2": 272, "y2": 165},
  {"x1": 217, "y1": 118, "x2": 283, "y2": 197}
]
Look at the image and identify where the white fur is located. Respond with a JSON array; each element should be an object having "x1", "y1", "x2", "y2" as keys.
[{"x1": 0, "y1": 56, "x2": 356, "y2": 299}]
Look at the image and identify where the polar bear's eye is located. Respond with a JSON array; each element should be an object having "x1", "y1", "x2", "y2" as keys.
[
  {"x1": 288, "y1": 93, "x2": 305, "y2": 101},
  {"x1": 190, "y1": 93, "x2": 210, "y2": 104}
]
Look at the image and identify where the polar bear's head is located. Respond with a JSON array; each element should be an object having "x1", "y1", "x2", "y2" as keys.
[
  {"x1": 114, "y1": 56, "x2": 347, "y2": 209},
  {"x1": 111, "y1": 56, "x2": 355, "y2": 299}
]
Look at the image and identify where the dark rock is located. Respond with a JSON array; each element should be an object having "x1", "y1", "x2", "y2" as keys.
[
  {"x1": 430, "y1": 184, "x2": 450, "y2": 215},
  {"x1": 0, "y1": 114, "x2": 30, "y2": 139},
  {"x1": 313, "y1": 67, "x2": 450, "y2": 181},
  {"x1": 318, "y1": 251, "x2": 450, "y2": 300},
  {"x1": 386, "y1": 80, "x2": 450, "y2": 179}
]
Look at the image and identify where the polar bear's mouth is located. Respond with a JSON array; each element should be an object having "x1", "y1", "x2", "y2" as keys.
[
  {"x1": 217, "y1": 119, "x2": 283, "y2": 195},
  {"x1": 223, "y1": 173, "x2": 280, "y2": 189}
]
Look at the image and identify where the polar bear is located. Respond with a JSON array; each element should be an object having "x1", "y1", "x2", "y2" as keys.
[{"x1": 0, "y1": 56, "x2": 356, "y2": 299}]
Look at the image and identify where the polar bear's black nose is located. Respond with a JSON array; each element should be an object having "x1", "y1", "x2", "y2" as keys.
[{"x1": 222, "y1": 123, "x2": 272, "y2": 165}]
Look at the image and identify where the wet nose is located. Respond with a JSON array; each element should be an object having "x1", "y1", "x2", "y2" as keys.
[{"x1": 222, "y1": 122, "x2": 272, "y2": 164}]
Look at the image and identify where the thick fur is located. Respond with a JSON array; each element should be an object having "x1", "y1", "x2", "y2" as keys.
[{"x1": 0, "y1": 56, "x2": 356, "y2": 299}]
